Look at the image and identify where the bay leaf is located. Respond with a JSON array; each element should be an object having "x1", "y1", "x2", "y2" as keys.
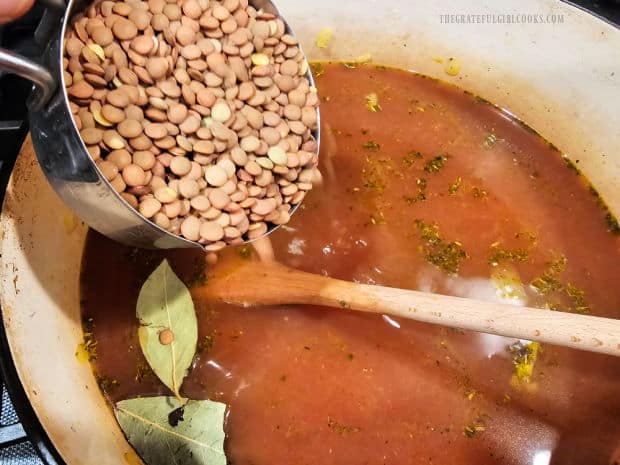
[
  {"x1": 137, "y1": 259, "x2": 197, "y2": 397},
  {"x1": 115, "y1": 396, "x2": 226, "y2": 465}
]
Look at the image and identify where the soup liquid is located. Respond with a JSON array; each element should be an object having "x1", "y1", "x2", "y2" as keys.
[{"x1": 81, "y1": 64, "x2": 620, "y2": 465}]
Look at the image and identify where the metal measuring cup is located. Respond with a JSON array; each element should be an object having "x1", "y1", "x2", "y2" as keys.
[{"x1": 0, "y1": 0, "x2": 319, "y2": 249}]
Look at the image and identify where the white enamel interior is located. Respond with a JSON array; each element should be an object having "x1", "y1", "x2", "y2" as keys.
[{"x1": 0, "y1": 1, "x2": 618, "y2": 464}]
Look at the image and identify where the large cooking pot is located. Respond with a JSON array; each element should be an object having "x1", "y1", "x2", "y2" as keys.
[{"x1": 1, "y1": 1, "x2": 619, "y2": 464}]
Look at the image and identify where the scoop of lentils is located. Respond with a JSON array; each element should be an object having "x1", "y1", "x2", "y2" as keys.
[{"x1": 64, "y1": 0, "x2": 319, "y2": 251}]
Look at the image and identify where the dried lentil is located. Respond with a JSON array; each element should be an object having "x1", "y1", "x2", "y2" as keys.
[{"x1": 63, "y1": 0, "x2": 319, "y2": 250}]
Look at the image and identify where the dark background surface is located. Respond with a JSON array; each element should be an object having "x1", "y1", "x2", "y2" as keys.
[
  {"x1": 0, "y1": 1, "x2": 618, "y2": 465},
  {"x1": 573, "y1": 0, "x2": 620, "y2": 23}
]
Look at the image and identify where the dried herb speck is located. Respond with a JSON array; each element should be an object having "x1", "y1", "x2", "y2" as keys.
[
  {"x1": 76, "y1": 317, "x2": 97, "y2": 362},
  {"x1": 309, "y1": 62, "x2": 324, "y2": 78},
  {"x1": 530, "y1": 256, "x2": 566, "y2": 295},
  {"x1": 197, "y1": 334, "x2": 215, "y2": 353},
  {"x1": 237, "y1": 245, "x2": 252, "y2": 259},
  {"x1": 414, "y1": 220, "x2": 468, "y2": 274},
  {"x1": 488, "y1": 244, "x2": 529, "y2": 266},
  {"x1": 566, "y1": 283, "x2": 590, "y2": 314},
  {"x1": 472, "y1": 186, "x2": 488, "y2": 198},
  {"x1": 448, "y1": 177, "x2": 462, "y2": 195},
  {"x1": 605, "y1": 213, "x2": 620, "y2": 235},
  {"x1": 328, "y1": 417, "x2": 361, "y2": 435},
  {"x1": 404, "y1": 178, "x2": 427, "y2": 204},
  {"x1": 97, "y1": 375, "x2": 119, "y2": 395},
  {"x1": 362, "y1": 141, "x2": 381, "y2": 151},
  {"x1": 510, "y1": 341, "x2": 540, "y2": 384},
  {"x1": 464, "y1": 422, "x2": 486, "y2": 438},
  {"x1": 402, "y1": 151, "x2": 423, "y2": 167},
  {"x1": 364, "y1": 93, "x2": 381, "y2": 112},
  {"x1": 424, "y1": 155, "x2": 448, "y2": 173}
]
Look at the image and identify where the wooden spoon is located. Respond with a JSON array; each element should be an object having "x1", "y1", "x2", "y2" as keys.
[{"x1": 196, "y1": 255, "x2": 620, "y2": 357}]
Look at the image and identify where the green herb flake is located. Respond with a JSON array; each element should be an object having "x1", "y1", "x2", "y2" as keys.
[
  {"x1": 369, "y1": 212, "x2": 387, "y2": 225},
  {"x1": 414, "y1": 220, "x2": 468, "y2": 275},
  {"x1": 463, "y1": 418, "x2": 487, "y2": 438},
  {"x1": 605, "y1": 213, "x2": 620, "y2": 235},
  {"x1": 187, "y1": 258, "x2": 207, "y2": 287},
  {"x1": 364, "y1": 93, "x2": 382, "y2": 112},
  {"x1": 135, "y1": 358, "x2": 155, "y2": 383},
  {"x1": 515, "y1": 231, "x2": 537, "y2": 243},
  {"x1": 448, "y1": 177, "x2": 462, "y2": 195},
  {"x1": 472, "y1": 186, "x2": 488, "y2": 198},
  {"x1": 488, "y1": 244, "x2": 529, "y2": 266},
  {"x1": 549, "y1": 256, "x2": 567, "y2": 274},
  {"x1": 510, "y1": 341, "x2": 540, "y2": 385},
  {"x1": 404, "y1": 178, "x2": 427, "y2": 204},
  {"x1": 424, "y1": 155, "x2": 449, "y2": 173},
  {"x1": 76, "y1": 317, "x2": 97, "y2": 362},
  {"x1": 97, "y1": 375, "x2": 119, "y2": 395},
  {"x1": 415, "y1": 220, "x2": 442, "y2": 245},
  {"x1": 362, "y1": 178, "x2": 384, "y2": 192},
  {"x1": 530, "y1": 256, "x2": 567, "y2": 295},
  {"x1": 566, "y1": 283, "x2": 590, "y2": 314},
  {"x1": 327, "y1": 417, "x2": 361, "y2": 435},
  {"x1": 362, "y1": 141, "x2": 381, "y2": 151},
  {"x1": 530, "y1": 273, "x2": 563, "y2": 295},
  {"x1": 402, "y1": 151, "x2": 423, "y2": 168},
  {"x1": 197, "y1": 334, "x2": 215, "y2": 353},
  {"x1": 426, "y1": 243, "x2": 468, "y2": 274},
  {"x1": 309, "y1": 62, "x2": 324, "y2": 78},
  {"x1": 237, "y1": 245, "x2": 252, "y2": 259},
  {"x1": 563, "y1": 156, "x2": 582, "y2": 175},
  {"x1": 361, "y1": 158, "x2": 396, "y2": 193}
]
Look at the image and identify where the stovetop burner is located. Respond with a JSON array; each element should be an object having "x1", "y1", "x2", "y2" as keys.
[
  {"x1": 0, "y1": 1, "x2": 617, "y2": 464},
  {"x1": 0, "y1": 381, "x2": 42, "y2": 465}
]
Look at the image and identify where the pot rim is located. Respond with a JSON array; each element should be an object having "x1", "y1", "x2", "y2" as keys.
[{"x1": 1, "y1": 1, "x2": 618, "y2": 464}]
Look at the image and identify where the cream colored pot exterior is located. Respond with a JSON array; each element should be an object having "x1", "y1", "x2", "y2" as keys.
[{"x1": 1, "y1": 1, "x2": 618, "y2": 464}]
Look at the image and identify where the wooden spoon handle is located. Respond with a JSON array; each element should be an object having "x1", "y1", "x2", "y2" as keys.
[
  {"x1": 314, "y1": 278, "x2": 620, "y2": 356},
  {"x1": 201, "y1": 261, "x2": 620, "y2": 356}
]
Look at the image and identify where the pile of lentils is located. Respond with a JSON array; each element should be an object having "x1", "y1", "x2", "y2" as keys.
[{"x1": 63, "y1": 0, "x2": 319, "y2": 251}]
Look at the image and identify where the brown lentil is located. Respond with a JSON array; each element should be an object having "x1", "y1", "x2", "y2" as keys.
[
  {"x1": 139, "y1": 197, "x2": 161, "y2": 218},
  {"x1": 107, "y1": 149, "x2": 132, "y2": 169},
  {"x1": 132, "y1": 150, "x2": 156, "y2": 170},
  {"x1": 122, "y1": 164, "x2": 146, "y2": 186},
  {"x1": 117, "y1": 119, "x2": 143, "y2": 138},
  {"x1": 109, "y1": 175, "x2": 127, "y2": 193}
]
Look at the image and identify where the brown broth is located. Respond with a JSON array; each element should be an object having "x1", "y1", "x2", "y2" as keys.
[{"x1": 81, "y1": 64, "x2": 620, "y2": 465}]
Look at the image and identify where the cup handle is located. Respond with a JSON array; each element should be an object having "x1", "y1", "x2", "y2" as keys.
[
  {"x1": 0, "y1": 48, "x2": 55, "y2": 111},
  {"x1": 0, "y1": 0, "x2": 65, "y2": 111}
]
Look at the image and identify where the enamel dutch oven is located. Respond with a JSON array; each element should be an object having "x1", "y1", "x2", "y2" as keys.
[{"x1": 0, "y1": 0, "x2": 619, "y2": 464}]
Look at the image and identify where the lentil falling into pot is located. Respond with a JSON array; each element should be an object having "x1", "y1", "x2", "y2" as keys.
[{"x1": 81, "y1": 64, "x2": 620, "y2": 465}]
